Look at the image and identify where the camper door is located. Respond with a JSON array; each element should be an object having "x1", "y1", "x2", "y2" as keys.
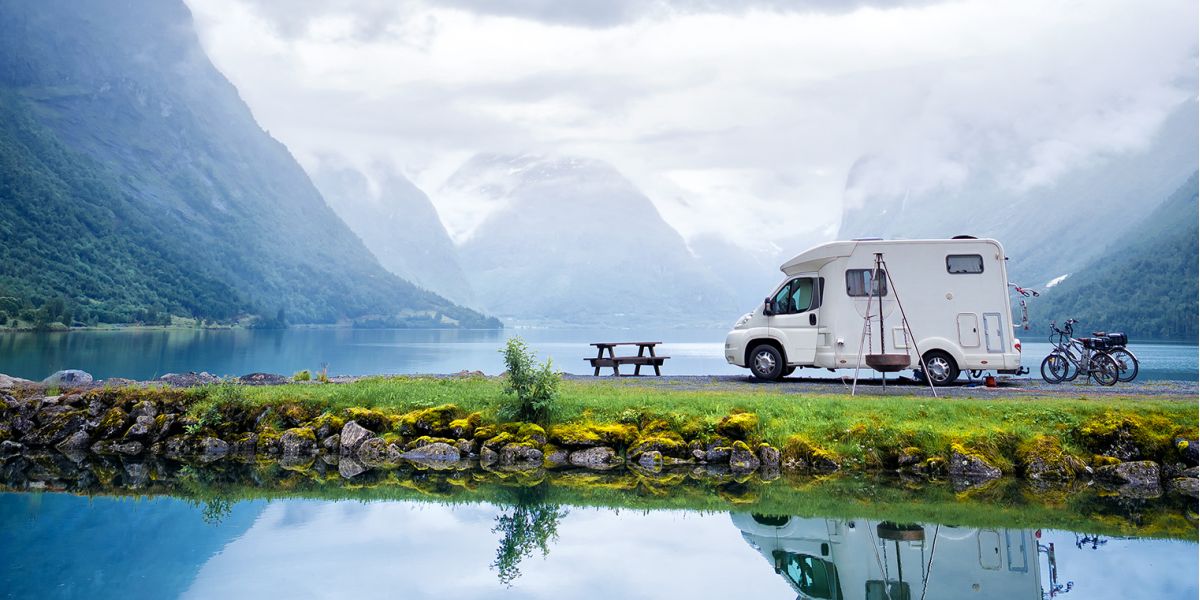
[{"x1": 768, "y1": 275, "x2": 821, "y2": 365}]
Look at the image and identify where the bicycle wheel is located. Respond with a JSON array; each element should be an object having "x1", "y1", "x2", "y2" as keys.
[
  {"x1": 1089, "y1": 353, "x2": 1119, "y2": 386},
  {"x1": 1040, "y1": 353, "x2": 1073, "y2": 383},
  {"x1": 1109, "y1": 348, "x2": 1139, "y2": 383}
]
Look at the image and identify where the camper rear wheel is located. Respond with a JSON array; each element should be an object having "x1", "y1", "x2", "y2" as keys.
[
  {"x1": 749, "y1": 344, "x2": 785, "y2": 381},
  {"x1": 920, "y1": 350, "x2": 960, "y2": 386}
]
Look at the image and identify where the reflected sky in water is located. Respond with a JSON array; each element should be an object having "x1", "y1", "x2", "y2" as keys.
[{"x1": 2, "y1": 493, "x2": 1195, "y2": 599}]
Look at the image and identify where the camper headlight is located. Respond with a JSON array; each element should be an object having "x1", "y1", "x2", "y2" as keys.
[{"x1": 734, "y1": 313, "x2": 753, "y2": 329}]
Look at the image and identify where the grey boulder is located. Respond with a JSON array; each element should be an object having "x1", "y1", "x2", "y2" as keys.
[
  {"x1": 401, "y1": 442, "x2": 462, "y2": 462},
  {"x1": 339, "y1": 421, "x2": 372, "y2": 457},
  {"x1": 568, "y1": 446, "x2": 621, "y2": 470},
  {"x1": 42, "y1": 370, "x2": 93, "y2": 387}
]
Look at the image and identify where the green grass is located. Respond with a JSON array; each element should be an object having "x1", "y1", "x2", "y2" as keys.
[{"x1": 191, "y1": 376, "x2": 1197, "y2": 470}]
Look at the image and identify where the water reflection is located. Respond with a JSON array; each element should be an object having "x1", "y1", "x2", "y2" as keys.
[
  {"x1": 734, "y1": 514, "x2": 1044, "y2": 599},
  {"x1": 1, "y1": 490, "x2": 1196, "y2": 600},
  {"x1": 490, "y1": 488, "x2": 568, "y2": 586}
]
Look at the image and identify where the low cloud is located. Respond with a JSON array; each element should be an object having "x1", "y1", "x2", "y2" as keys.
[{"x1": 186, "y1": 0, "x2": 1198, "y2": 251}]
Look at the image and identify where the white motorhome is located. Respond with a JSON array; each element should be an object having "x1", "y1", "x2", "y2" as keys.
[
  {"x1": 732, "y1": 513, "x2": 1045, "y2": 599},
  {"x1": 724, "y1": 238, "x2": 1023, "y2": 384}
]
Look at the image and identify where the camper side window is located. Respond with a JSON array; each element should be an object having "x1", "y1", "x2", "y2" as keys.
[
  {"x1": 846, "y1": 269, "x2": 887, "y2": 297},
  {"x1": 946, "y1": 254, "x2": 984, "y2": 274}
]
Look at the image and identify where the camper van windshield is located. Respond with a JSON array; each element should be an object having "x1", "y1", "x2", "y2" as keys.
[
  {"x1": 780, "y1": 553, "x2": 842, "y2": 599},
  {"x1": 845, "y1": 269, "x2": 887, "y2": 297}
]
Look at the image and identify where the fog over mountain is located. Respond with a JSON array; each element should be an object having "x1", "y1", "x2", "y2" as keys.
[
  {"x1": 838, "y1": 98, "x2": 1199, "y2": 288},
  {"x1": 449, "y1": 154, "x2": 740, "y2": 326},
  {"x1": 311, "y1": 161, "x2": 474, "y2": 305},
  {"x1": 0, "y1": 0, "x2": 493, "y2": 328},
  {"x1": 171, "y1": 0, "x2": 1200, "y2": 328}
]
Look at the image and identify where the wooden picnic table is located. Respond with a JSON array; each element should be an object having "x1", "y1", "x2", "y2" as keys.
[{"x1": 585, "y1": 341, "x2": 669, "y2": 376}]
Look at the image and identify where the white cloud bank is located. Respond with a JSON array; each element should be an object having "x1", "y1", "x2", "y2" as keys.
[{"x1": 185, "y1": 0, "x2": 1197, "y2": 251}]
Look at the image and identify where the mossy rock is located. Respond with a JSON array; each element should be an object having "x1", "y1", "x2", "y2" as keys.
[
  {"x1": 256, "y1": 430, "x2": 282, "y2": 454},
  {"x1": 716, "y1": 412, "x2": 759, "y2": 441},
  {"x1": 481, "y1": 430, "x2": 543, "y2": 451},
  {"x1": 396, "y1": 404, "x2": 460, "y2": 436},
  {"x1": 629, "y1": 432, "x2": 687, "y2": 458},
  {"x1": 404, "y1": 435, "x2": 457, "y2": 451},
  {"x1": 96, "y1": 407, "x2": 130, "y2": 439},
  {"x1": 1017, "y1": 435, "x2": 1083, "y2": 481},
  {"x1": 307, "y1": 412, "x2": 346, "y2": 438},
  {"x1": 483, "y1": 422, "x2": 547, "y2": 445},
  {"x1": 783, "y1": 435, "x2": 841, "y2": 472},
  {"x1": 640, "y1": 419, "x2": 674, "y2": 436},
  {"x1": 1073, "y1": 411, "x2": 1183, "y2": 462},
  {"x1": 279, "y1": 403, "x2": 320, "y2": 427},
  {"x1": 549, "y1": 423, "x2": 638, "y2": 449},
  {"x1": 447, "y1": 413, "x2": 483, "y2": 438},
  {"x1": 342, "y1": 408, "x2": 390, "y2": 433},
  {"x1": 473, "y1": 425, "x2": 498, "y2": 442},
  {"x1": 282, "y1": 427, "x2": 316, "y2": 442}
]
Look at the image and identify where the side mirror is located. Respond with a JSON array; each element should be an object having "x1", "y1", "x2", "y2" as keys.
[{"x1": 763, "y1": 297, "x2": 775, "y2": 316}]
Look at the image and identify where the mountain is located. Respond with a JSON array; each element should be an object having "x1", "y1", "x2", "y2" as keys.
[
  {"x1": 838, "y1": 99, "x2": 1199, "y2": 288},
  {"x1": 310, "y1": 161, "x2": 474, "y2": 305},
  {"x1": 687, "y1": 233, "x2": 785, "y2": 312},
  {"x1": 1026, "y1": 174, "x2": 1198, "y2": 341},
  {"x1": 449, "y1": 154, "x2": 740, "y2": 326},
  {"x1": 0, "y1": 0, "x2": 495, "y2": 328}
]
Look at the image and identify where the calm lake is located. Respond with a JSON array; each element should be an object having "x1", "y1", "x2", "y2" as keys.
[
  {"x1": 0, "y1": 328, "x2": 1195, "y2": 381},
  {"x1": 1, "y1": 491, "x2": 1195, "y2": 600}
]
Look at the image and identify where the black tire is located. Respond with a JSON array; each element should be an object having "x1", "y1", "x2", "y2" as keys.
[
  {"x1": 1109, "y1": 348, "x2": 1139, "y2": 383},
  {"x1": 920, "y1": 350, "x2": 960, "y2": 386},
  {"x1": 1089, "y1": 353, "x2": 1119, "y2": 386},
  {"x1": 749, "y1": 344, "x2": 785, "y2": 381},
  {"x1": 1040, "y1": 353, "x2": 1073, "y2": 383}
]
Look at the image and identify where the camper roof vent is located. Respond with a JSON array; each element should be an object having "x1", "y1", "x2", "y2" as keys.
[{"x1": 951, "y1": 235, "x2": 977, "y2": 239}]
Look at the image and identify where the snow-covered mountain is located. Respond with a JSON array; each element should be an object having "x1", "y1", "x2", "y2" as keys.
[{"x1": 448, "y1": 154, "x2": 741, "y2": 326}]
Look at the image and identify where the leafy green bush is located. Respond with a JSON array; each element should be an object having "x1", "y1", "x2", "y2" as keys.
[
  {"x1": 499, "y1": 337, "x2": 560, "y2": 424},
  {"x1": 293, "y1": 370, "x2": 311, "y2": 382}
]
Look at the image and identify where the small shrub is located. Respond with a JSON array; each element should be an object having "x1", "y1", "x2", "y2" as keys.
[
  {"x1": 293, "y1": 370, "x2": 311, "y2": 382},
  {"x1": 499, "y1": 337, "x2": 560, "y2": 425}
]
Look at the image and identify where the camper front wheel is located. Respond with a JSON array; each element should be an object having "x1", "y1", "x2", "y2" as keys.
[
  {"x1": 920, "y1": 350, "x2": 960, "y2": 386},
  {"x1": 749, "y1": 345, "x2": 785, "y2": 381}
]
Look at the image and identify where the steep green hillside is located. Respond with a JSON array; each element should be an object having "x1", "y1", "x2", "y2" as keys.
[
  {"x1": 0, "y1": 0, "x2": 497, "y2": 328},
  {"x1": 1028, "y1": 174, "x2": 1198, "y2": 340}
]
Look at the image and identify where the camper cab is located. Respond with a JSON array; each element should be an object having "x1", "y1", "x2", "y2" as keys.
[
  {"x1": 731, "y1": 513, "x2": 1044, "y2": 599},
  {"x1": 724, "y1": 238, "x2": 1022, "y2": 384}
]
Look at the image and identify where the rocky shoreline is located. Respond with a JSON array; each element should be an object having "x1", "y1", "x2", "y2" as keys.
[{"x1": 0, "y1": 370, "x2": 1196, "y2": 501}]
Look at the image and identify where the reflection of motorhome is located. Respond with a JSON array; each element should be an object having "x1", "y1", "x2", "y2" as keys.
[
  {"x1": 732, "y1": 513, "x2": 1042, "y2": 599},
  {"x1": 724, "y1": 239, "x2": 1023, "y2": 383}
]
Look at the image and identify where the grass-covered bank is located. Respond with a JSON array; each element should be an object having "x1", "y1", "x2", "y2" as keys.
[{"x1": 194, "y1": 375, "x2": 1197, "y2": 473}]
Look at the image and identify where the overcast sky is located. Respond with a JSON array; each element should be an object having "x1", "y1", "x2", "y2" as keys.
[{"x1": 186, "y1": 0, "x2": 1197, "y2": 251}]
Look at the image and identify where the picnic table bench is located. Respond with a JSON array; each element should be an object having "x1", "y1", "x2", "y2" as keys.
[{"x1": 585, "y1": 342, "x2": 669, "y2": 376}]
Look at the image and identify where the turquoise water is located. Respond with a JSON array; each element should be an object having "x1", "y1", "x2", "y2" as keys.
[
  {"x1": 0, "y1": 328, "x2": 1194, "y2": 381},
  {"x1": 0, "y1": 492, "x2": 1194, "y2": 599}
]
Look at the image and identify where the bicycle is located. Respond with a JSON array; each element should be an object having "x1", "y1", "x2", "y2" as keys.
[
  {"x1": 1089, "y1": 330, "x2": 1138, "y2": 383},
  {"x1": 1040, "y1": 320, "x2": 1119, "y2": 386}
]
